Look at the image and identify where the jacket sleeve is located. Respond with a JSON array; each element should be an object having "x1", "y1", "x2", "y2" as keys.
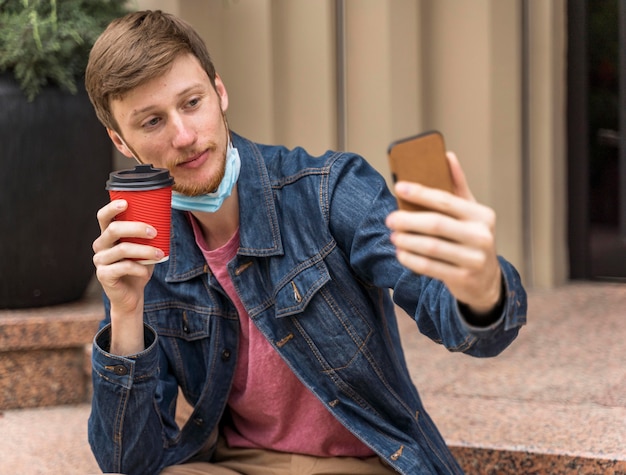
[
  {"x1": 88, "y1": 315, "x2": 180, "y2": 475},
  {"x1": 392, "y1": 254, "x2": 527, "y2": 357},
  {"x1": 326, "y1": 151, "x2": 527, "y2": 357}
]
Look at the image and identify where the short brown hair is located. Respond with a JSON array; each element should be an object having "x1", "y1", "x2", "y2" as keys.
[{"x1": 85, "y1": 10, "x2": 217, "y2": 131}]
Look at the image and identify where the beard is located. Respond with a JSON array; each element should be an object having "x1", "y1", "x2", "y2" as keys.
[
  {"x1": 171, "y1": 110, "x2": 230, "y2": 197},
  {"x1": 169, "y1": 143, "x2": 227, "y2": 197}
]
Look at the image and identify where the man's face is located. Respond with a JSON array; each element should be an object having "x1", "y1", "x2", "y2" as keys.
[{"x1": 108, "y1": 53, "x2": 229, "y2": 196}]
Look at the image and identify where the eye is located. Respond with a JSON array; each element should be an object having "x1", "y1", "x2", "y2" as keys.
[
  {"x1": 187, "y1": 97, "x2": 201, "y2": 108},
  {"x1": 142, "y1": 117, "x2": 161, "y2": 129}
]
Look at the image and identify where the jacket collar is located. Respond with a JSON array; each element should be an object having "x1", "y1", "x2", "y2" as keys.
[
  {"x1": 231, "y1": 133, "x2": 284, "y2": 257},
  {"x1": 165, "y1": 132, "x2": 283, "y2": 282}
]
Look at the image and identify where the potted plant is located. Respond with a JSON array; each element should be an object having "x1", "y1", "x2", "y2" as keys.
[{"x1": 0, "y1": 0, "x2": 129, "y2": 308}]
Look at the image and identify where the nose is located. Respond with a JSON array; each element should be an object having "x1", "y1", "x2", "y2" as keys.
[{"x1": 170, "y1": 114, "x2": 197, "y2": 149}]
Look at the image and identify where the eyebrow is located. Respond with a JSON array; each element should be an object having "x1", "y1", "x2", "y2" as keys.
[{"x1": 130, "y1": 104, "x2": 158, "y2": 118}]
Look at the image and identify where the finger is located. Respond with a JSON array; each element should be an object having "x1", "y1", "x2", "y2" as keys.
[
  {"x1": 93, "y1": 220, "x2": 157, "y2": 254},
  {"x1": 394, "y1": 181, "x2": 490, "y2": 223},
  {"x1": 95, "y1": 258, "x2": 154, "y2": 284},
  {"x1": 388, "y1": 210, "x2": 495, "y2": 247},
  {"x1": 445, "y1": 152, "x2": 476, "y2": 202},
  {"x1": 93, "y1": 241, "x2": 165, "y2": 268},
  {"x1": 390, "y1": 231, "x2": 489, "y2": 270},
  {"x1": 395, "y1": 248, "x2": 468, "y2": 283},
  {"x1": 96, "y1": 200, "x2": 128, "y2": 233}
]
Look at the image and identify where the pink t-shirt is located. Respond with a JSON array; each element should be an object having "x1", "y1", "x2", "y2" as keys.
[{"x1": 190, "y1": 217, "x2": 374, "y2": 457}]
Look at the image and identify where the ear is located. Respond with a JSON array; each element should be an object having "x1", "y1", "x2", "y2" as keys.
[
  {"x1": 107, "y1": 129, "x2": 135, "y2": 159},
  {"x1": 214, "y1": 74, "x2": 229, "y2": 112}
]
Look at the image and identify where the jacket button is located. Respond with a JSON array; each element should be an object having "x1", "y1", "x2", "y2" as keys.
[
  {"x1": 193, "y1": 417, "x2": 204, "y2": 426},
  {"x1": 105, "y1": 365, "x2": 128, "y2": 376},
  {"x1": 221, "y1": 349, "x2": 231, "y2": 361}
]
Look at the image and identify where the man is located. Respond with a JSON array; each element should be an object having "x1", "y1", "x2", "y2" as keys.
[{"x1": 86, "y1": 10, "x2": 526, "y2": 475}]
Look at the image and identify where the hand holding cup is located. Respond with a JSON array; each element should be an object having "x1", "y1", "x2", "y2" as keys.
[{"x1": 105, "y1": 164, "x2": 174, "y2": 264}]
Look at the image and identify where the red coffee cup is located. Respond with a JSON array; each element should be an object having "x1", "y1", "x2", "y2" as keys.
[{"x1": 106, "y1": 164, "x2": 174, "y2": 264}]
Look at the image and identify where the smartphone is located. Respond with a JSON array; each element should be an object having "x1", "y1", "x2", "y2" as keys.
[{"x1": 387, "y1": 130, "x2": 454, "y2": 211}]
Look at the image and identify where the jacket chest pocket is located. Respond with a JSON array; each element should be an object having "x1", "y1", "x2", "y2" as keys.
[
  {"x1": 147, "y1": 307, "x2": 212, "y2": 341},
  {"x1": 273, "y1": 260, "x2": 373, "y2": 371}
]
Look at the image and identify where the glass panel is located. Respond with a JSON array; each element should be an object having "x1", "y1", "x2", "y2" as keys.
[{"x1": 587, "y1": 0, "x2": 626, "y2": 280}]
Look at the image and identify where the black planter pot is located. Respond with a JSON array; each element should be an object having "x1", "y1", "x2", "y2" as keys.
[{"x1": 0, "y1": 75, "x2": 111, "y2": 309}]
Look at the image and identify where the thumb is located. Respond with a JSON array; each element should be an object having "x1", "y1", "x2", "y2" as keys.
[{"x1": 446, "y1": 151, "x2": 476, "y2": 203}]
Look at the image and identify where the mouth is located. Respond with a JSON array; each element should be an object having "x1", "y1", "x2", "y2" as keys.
[{"x1": 176, "y1": 149, "x2": 209, "y2": 169}]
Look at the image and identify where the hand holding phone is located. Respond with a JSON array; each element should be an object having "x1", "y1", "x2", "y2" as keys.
[
  {"x1": 386, "y1": 133, "x2": 504, "y2": 315},
  {"x1": 387, "y1": 130, "x2": 453, "y2": 211}
]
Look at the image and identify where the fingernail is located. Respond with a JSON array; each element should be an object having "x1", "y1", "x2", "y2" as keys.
[
  {"x1": 155, "y1": 249, "x2": 165, "y2": 258},
  {"x1": 146, "y1": 227, "x2": 157, "y2": 237},
  {"x1": 396, "y1": 182, "x2": 410, "y2": 195}
]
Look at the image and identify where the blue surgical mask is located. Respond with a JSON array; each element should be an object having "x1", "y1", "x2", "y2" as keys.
[{"x1": 171, "y1": 143, "x2": 241, "y2": 213}]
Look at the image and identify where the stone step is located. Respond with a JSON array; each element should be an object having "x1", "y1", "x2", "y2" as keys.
[
  {"x1": 450, "y1": 446, "x2": 626, "y2": 474},
  {"x1": 0, "y1": 282, "x2": 102, "y2": 410},
  {"x1": 399, "y1": 282, "x2": 626, "y2": 474}
]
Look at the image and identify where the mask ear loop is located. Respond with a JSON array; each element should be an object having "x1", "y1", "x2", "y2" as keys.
[
  {"x1": 116, "y1": 133, "x2": 143, "y2": 165},
  {"x1": 218, "y1": 94, "x2": 232, "y2": 148}
]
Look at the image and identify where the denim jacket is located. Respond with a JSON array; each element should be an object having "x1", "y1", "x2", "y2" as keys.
[{"x1": 89, "y1": 133, "x2": 527, "y2": 475}]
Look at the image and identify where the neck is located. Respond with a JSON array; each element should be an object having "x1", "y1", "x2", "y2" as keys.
[{"x1": 190, "y1": 185, "x2": 240, "y2": 250}]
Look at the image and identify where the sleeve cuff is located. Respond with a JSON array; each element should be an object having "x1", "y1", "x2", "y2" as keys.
[
  {"x1": 456, "y1": 256, "x2": 527, "y2": 335},
  {"x1": 92, "y1": 323, "x2": 159, "y2": 389}
]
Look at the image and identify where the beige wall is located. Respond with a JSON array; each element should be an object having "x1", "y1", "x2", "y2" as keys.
[
  {"x1": 526, "y1": 0, "x2": 568, "y2": 288},
  {"x1": 419, "y1": 0, "x2": 525, "y2": 276},
  {"x1": 137, "y1": 0, "x2": 337, "y2": 155},
  {"x1": 133, "y1": 0, "x2": 568, "y2": 289}
]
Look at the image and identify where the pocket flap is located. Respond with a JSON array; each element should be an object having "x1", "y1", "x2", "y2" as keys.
[
  {"x1": 274, "y1": 260, "x2": 330, "y2": 318},
  {"x1": 146, "y1": 307, "x2": 211, "y2": 341}
]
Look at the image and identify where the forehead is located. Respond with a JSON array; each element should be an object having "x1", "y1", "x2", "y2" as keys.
[{"x1": 110, "y1": 54, "x2": 211, "y2": 122}]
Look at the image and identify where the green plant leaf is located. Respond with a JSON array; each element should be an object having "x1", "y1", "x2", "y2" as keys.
[{"x1": 0, "y1": 0, "x2": 130, "y2": 101}]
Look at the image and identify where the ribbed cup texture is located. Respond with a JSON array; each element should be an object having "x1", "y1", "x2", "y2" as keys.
[{"x1": 109, "y1": 186, "x2": 172, "y2": 258}]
